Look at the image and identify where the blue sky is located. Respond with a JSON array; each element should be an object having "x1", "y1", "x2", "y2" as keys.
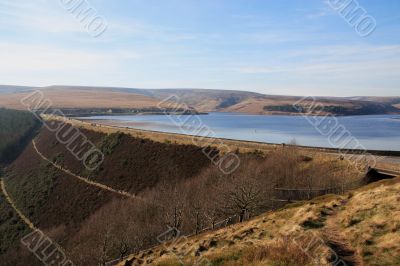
[{"x1": 0, "y1": 0, "x2": 399, "y2": 96}]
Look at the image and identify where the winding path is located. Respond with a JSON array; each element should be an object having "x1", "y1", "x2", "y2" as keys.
[
  {"x1": 1, "y1": 178, "x2": 36, "y2": 230},
  {"x1": 1, "y1": 178, "x2": 70, "y2": 259},
  {"x1": 32, "y1": 139, "x2": 139, "y2": 200}
]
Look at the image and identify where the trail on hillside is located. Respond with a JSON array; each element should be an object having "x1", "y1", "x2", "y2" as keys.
[
  {"x1": 32, "y1": 139, "x2": 141, "y2": 200},
  {"x1": 322, "y1": 202, "x2": 362, "y2": 266},
  {"x1": 1, "y1": 178, "x2": 36, "y2": 230},
  {"x1": 1, "y1": 178, "x2": 70, "y2": 259}
]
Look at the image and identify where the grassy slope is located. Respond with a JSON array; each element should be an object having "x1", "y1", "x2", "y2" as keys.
[{"x1": 119, "y1": 177, "x2": 400, "y2": 266}]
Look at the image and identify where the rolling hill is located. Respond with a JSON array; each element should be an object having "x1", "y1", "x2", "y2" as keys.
[
  {"x1": 0, "y1": 87, "x2": 165, "y2": 110},
  {"x1": 0, "y1": 85, "x2": 399, "y2": 116}
]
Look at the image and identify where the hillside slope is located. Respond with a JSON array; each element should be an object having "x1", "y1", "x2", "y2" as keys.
[
  {"x1": 1, "y1": 85, "x2": 399, "y2": 116},
  {"x1": 0, "y1": 87, "x2": 165, "y2": 110},
  {"x1": 0, "y1": 121, "x2": 215, "y2": 265},
  {"x1": 119, "y1": 177, "x2": 400, "y2": 266}
]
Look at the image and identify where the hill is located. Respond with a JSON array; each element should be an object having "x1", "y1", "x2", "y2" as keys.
[
  {"x1": 0, "y1": 119, "x2": 364, "y2": 265},
  {"x1": 119, "y1": 177, "x2": 400, "y2": 266},
  {"x1": 0, "y1": 85, "x2": 399, "y2": 116},
  {"x1": 0, "y1": 121, "x2": 217, "y2": 265},
  {"x1": 0, "y1": 87, "x2": 168, "y2": 111}
]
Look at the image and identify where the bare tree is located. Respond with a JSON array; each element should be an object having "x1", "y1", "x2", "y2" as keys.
[{"x1": 223, "y1": 178, "x2": 262, "y2": 222}]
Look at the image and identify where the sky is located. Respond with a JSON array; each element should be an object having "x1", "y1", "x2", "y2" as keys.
[{"x1": 0, "y1": 0, "x2": 399, "y2": 96}]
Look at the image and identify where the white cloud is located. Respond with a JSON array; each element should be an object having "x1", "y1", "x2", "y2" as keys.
[{"x1": 0, "y1": 42, "x2": 140, "y2": 74}]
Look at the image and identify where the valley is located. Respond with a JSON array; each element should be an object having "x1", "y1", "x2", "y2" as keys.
[
  {"x1": 2, "y1": 1, "x2": 400, "y2": 265},
  {"x1": 0, "y1": 109, "x2": 399, "y2": 265}
]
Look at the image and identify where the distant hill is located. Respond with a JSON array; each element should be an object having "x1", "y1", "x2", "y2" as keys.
[
  {"x1": 147, "y1": 90, "x2": 400, "y2": 115},
  {"x1": 146, "y1": 88, "x2": 265, "y2": 112},
  {"x1": 0, "y1": 85, "x2": 399, "y2": 116}
]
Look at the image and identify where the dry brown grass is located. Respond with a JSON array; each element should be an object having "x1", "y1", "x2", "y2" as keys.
[
  {"x1": 241, "y1": 239, "x2": 313, "y2": 265},
  {"x1": 0, "y1": 89, "x2": 164, "y2": 109},
  {"x1": 374, "y1": 161, "x2": 400, "y2": 172},
  {"x1": 153, "y1": 239, "x2": 313, "y2": 266},
  {"x1": 324, "y1": 177, "x2": 400, "y2": 265}
]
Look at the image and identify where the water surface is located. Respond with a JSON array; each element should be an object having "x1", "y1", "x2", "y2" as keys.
[{"x1": 79, "y1": 113, "x2": 400, "y2": 151}]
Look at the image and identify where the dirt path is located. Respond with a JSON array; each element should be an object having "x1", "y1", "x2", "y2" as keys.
[
  {"x1": 1, "y1": 178, "x2": 36, "y2": 230},
  {"x1": 1, "y1": 177, "x2": 72, "y2": 260},
  {"x1": 32, "y1": 139, "x2": 140, "y2": 200},
  {"x1": 321, "y1": 200, "x2": 362, "y2": 266}
]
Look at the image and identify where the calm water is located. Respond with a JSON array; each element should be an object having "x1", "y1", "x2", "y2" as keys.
[{"x1": 79, "y1": 113, "x2": 400, "y2": 151}]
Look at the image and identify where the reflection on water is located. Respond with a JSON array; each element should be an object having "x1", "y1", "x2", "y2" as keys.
[{"x1": 79, "y1": 113, "x2": 400, "y2": 151}]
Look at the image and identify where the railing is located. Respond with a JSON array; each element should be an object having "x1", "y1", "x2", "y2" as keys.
[
  {"x1": 271, "y1": 172, "x2": 376, "y2": 203},
  {"x1": 373, "y1": 167, "x2": 400, "y2": 177}
]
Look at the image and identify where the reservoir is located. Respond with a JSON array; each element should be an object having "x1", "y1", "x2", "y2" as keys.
[{"x1": 79, "y1": 113, "x2": 400, "y2": 151}]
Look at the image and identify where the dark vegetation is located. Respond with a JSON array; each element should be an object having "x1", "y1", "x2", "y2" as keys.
[
  {"x1": 0, "y1": 108, "x2": 40, "y2": 164},
  {"x1": 0, "y1": 141, "x2": 118, "y2": 265},
  {"x1": 263, "y1": 102, "x2": 400, "y2": 116},
  {"x1": 35, "y1": 122, "x2": 215, "y2": 193},
  {"x1": 216, "y1": 96, "x2": 243, "y2": 109},
  {"x1": 0, "y1": 190, "x2": 29, "y2": 255},
  {"x1": 0, "y1": 121, "x2": 361, "y2": 265},
  {"x1": 0, "y1": 108, "x2": 42, "y2": 265},
  {"x1": 263, "y1": 104, "x2": 302, "y2": 113}
]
